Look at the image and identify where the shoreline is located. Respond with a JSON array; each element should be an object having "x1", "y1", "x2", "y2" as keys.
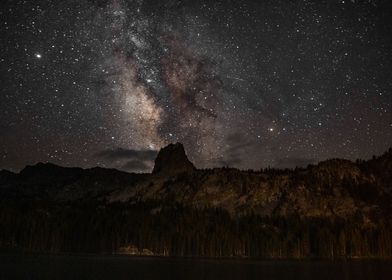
[{"x1": 1, "y1": 249, "x2": 391, "y2": 262}]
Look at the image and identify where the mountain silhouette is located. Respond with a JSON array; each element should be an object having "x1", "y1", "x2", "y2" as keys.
[
  {"x1": 152, "y1": 142, "x2": 195, "y2": 175},
  {"x1": 0, "y1": 144, "x2": 391, "y2": 258}
]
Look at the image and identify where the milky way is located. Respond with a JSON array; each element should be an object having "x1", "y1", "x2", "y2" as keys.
[{"x1": 1, "y1": 0, "x2": 391, "y2": 172}]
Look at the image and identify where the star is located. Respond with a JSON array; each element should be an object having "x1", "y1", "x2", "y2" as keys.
[{"x1": 0, "y1": 0, "x2": 390, "y2": 173}]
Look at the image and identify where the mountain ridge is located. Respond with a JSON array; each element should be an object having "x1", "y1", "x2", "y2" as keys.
[
  {"x1": 0, "y1": 144, "x2": 391, "y2": 257},
  {"x1": 1, "y1": 143, "x2": 391, "y2": 219},
  {"x1": 2, "y1": 144, "x2": 391, "y2": 175}
]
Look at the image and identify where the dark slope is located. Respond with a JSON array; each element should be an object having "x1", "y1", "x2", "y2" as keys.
[{"x1": 0, "y1": 144, "x2": 391, "y2": 258}]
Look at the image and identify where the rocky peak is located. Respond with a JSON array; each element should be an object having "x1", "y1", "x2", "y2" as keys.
[{"x1": 152, "y1": 143, "x2": 195, "y2": 175}]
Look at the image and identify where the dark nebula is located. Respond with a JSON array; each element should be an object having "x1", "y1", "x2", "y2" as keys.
[{"x1": 0, "y1": 0, "x2": 391, "y2": 172}]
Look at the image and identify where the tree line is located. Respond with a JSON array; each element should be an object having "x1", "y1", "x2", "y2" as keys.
[{"x1": 0, "y1": 200, "x2": 391, "y2": 258}]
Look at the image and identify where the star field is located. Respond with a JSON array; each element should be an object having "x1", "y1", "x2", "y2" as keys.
[{"x1": 1, "y1": 0, "x2": 391, "y2": 172}]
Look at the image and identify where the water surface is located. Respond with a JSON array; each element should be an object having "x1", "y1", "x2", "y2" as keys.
[{"x1": 1, "y1": 253, "x2": 391, "y2": 280}]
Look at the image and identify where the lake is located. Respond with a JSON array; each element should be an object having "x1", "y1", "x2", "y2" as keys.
[{"x1": 1, "y1": 253, "x2": 391, "y2": 280}]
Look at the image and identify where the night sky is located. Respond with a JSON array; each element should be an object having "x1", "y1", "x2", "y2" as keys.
[{"x1": 1, "y1": 0, "x2": 391, "y2": 173}]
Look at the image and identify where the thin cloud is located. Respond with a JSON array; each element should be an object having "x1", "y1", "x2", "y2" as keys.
[
  {"x1": 95, "y1": 148, "x2": 158, "y2": 173},
  {"x1": 96, "y1": 148, "x2": 158, "y2": 161}
]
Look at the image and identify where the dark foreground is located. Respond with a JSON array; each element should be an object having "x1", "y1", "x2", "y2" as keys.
[
  {"x1": 2, "y1": 147, "x2": 392, "y2": 258},
  {"x1": 1, "y1": 253, "x2": 392, "y2": 280}
]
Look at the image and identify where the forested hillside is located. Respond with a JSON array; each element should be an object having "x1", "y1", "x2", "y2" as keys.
[{"x1": 0, "y1": 144, "x2": 391, "y2": 258}]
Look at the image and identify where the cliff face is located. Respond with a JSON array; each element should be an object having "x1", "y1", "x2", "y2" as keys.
[
  {"x1": 152, "y1": 142, "x2": 195, "y2": 175},
  {"x1": 0, "y1": 145, "x2": 391, "y2": 257}
]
